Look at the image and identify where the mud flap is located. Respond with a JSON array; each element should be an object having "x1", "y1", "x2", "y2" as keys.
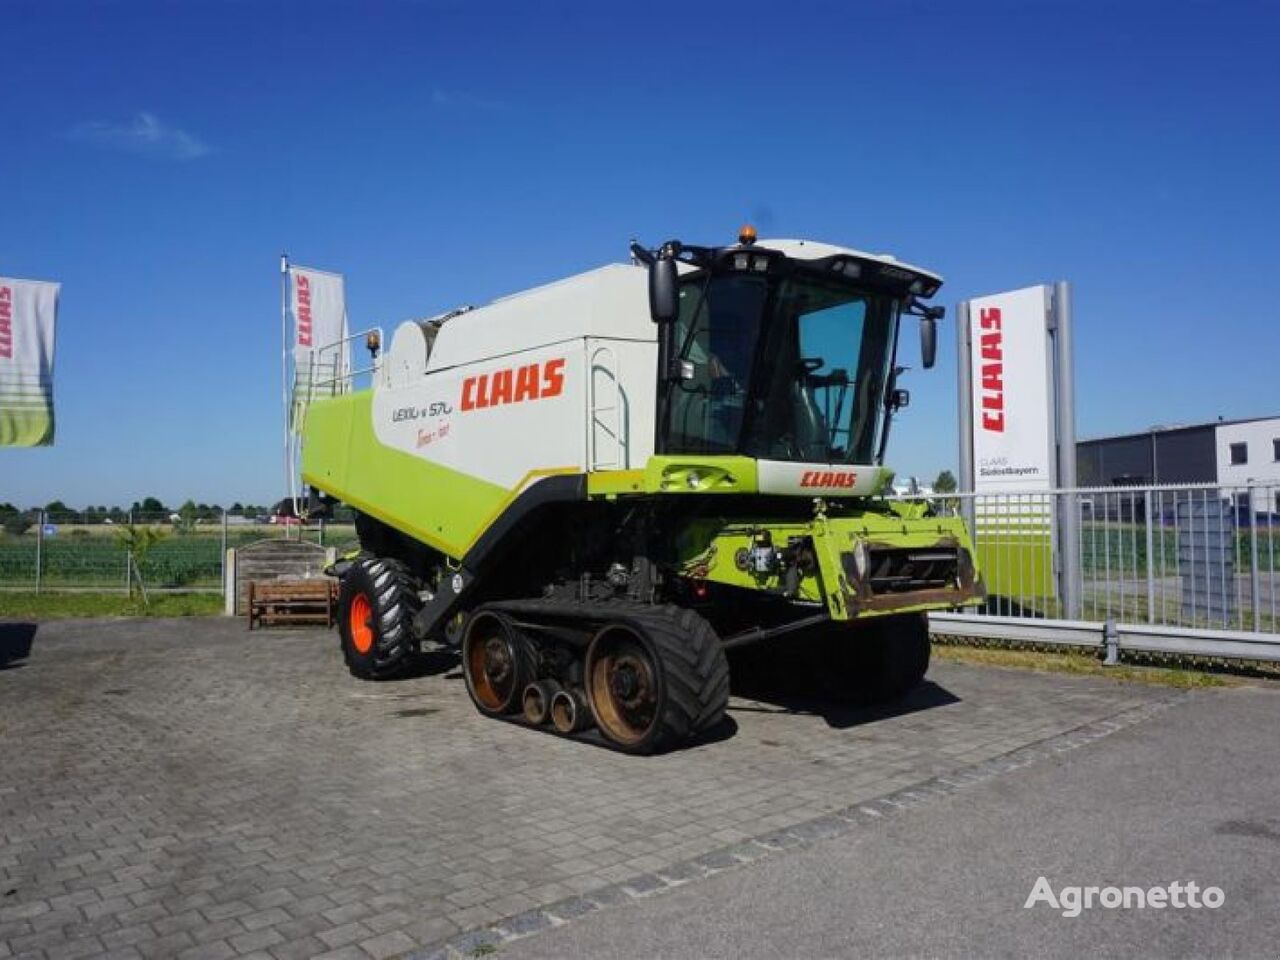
[{"x1": 323, "y1": 548, "x2": 363, "y2": 579}]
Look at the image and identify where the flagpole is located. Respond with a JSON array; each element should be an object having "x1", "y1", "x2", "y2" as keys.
[{"x1": 280, "y1": 253, "x2": 292, "y2": 517}]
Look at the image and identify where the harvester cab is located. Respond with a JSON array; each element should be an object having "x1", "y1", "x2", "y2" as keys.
[
  {"x1": 299, "y1": 228, "x2": 983, "y2": 753},
  {"x1": 633, "y1": 226, "x2": 944, "y2": 470}
]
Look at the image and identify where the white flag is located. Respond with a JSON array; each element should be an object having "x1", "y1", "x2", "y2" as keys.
[
  {"x1": 289, "y1": 265, "x2": 349, "y2": 431},
  {"x1": 0, "y1": 277, "x2": 59, "y2": 447}
]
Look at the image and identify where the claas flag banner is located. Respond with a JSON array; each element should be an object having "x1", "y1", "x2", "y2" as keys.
[
  {"x1": 288, "y1": 265, "x2": 349, "y2": 433},
  {"x1": 0, "y1": 278, "x2": 59, "y2": 447}
]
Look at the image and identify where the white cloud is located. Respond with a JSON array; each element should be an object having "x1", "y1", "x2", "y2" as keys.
[{"x1": 67, "y1": 112, "x2": 210, "y2": 160}]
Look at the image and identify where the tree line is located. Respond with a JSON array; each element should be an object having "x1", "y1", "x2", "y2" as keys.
[{"x1": 0, "y1": 499, "x2": 275, "y2": 535}]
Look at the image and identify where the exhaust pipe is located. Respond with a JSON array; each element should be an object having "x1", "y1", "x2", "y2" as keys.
[
  {"x1": 550, "y1": 687, "x2": 593, "y2": 734},
  {"x1": 522, "y1": 679, "x2": 561, "y2": 725}
]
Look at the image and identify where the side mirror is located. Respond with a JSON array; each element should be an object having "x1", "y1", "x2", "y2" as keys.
[
  {"x1": 650, "y1": 256, "x2": 679, "y2": 324},
  {"x1": 920, "y1": 318, "x2": 937, "y2": 370}
]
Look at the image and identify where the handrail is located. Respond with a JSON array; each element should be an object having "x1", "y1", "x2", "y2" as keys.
[
  {"x1": 589, "y1": 345, "x2": 623, "y2": 470},
  {"x1": 303, "y1": 326, "x2": 383, "y2": 400}
]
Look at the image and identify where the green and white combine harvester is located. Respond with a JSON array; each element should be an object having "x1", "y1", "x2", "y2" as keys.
[{"x1": 301, "y1": 227, "x2": 984, "y2": 753}]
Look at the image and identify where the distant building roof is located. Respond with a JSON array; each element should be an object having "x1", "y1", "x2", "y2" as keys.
[{"x1": 1079, "y1": 414, "x2": 1280, "y2": 446}]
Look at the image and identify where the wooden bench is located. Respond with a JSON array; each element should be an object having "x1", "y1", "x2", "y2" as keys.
[{"x1": 247, "y1": 578, "x2": 338, "y2": 629}]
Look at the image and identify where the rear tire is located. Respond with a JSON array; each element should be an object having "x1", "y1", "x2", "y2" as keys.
[
  {"x1": 337, "y1": 557, "x2": 421, "y2": 679},
  {"x1": 585, "y1": 606, "x2": 729, "y2": 755}
]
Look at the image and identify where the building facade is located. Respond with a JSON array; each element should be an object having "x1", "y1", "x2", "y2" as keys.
[{"x1": 1077, "y1": 416, "x2": 1280, "y2": 514}]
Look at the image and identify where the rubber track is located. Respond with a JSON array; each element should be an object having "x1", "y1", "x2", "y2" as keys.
[
  {"x1": 482, "y1": 598, "x2": 730, "y2": 751},
  {"x1": 631, "y1": 605, "x2": 731, "y2": 747}
]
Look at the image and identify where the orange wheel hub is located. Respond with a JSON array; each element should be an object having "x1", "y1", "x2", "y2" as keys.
[{"x1": 349, "y1": 593, "x2": 374, "y2": 655}]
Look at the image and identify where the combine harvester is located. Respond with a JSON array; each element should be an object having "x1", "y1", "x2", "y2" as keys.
[{"x1": 300, "y1": 228, "x2": 983, "y2": 753}]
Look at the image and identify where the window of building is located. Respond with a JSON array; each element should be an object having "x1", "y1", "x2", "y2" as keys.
[
  {"x1": 1273, "y1": 437, "x2": 1279, "y2": 461},
  {"x1": 1230, "y1": 442, "x2": 1248, "y2": 465}
]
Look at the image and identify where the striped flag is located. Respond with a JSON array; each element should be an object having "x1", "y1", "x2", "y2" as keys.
[
  {"x1": 288, "y1": 265, "x2": 349, "y2": 432},
  {"x1": 0, "y1": 277, "x2": 59, "y2": 447}
]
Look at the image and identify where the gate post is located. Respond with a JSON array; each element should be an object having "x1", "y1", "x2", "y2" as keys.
[
  {"x1": 1144, "y1": 489, "x2": 1156, "y2": 624},
  {"x1": 1052, "y1": 282, "x2": 1082, "y2": 620},
  {"x1": 956, "y1": 300, "x2": 977, "y2": 541},
  {"x1": 1247, "y1": 487, "x2": 1261, "y2": 633},
  {"x1": 34, "y1": 509, "x2": 44, "y2": 594},
  {"x1": 1103, "y1": 617, "x2": 1119, "y2": 666},
  {"x1": 223, "y1": 548, "x2": 237, "y2": 616},
  {"x1": 220, "y1": 510, "x2": 229, "y2": 598}
]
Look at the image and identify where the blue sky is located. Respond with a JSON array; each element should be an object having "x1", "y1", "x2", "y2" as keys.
[{"x1": 2, "y1": 0, "x2": 1277, "y2": 508}]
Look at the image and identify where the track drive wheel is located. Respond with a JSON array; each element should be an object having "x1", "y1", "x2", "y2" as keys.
[
  {"x1": 585, "y1": 606, "x2": 729, "y2": 755},
  {"x1": 337, "y1": 557, "x2": 421, "y2": 679},
  {"x1": 815, "y1": 612, "x2": 931, "y2": 703},
  {"x1": 462, "y1": 610, "x2": 537, "y2": 717}
]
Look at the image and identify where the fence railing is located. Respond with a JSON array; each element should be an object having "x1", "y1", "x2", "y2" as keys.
[
  {"x1": 896, "y1": 481, "x2": 1280, "y2": 654},
  {"x1": 0, "y1": 511, "x2": 358, "y2": 594},
  {"x1": 8, "y1": 482, "x2": 1279, "y2": 649}
]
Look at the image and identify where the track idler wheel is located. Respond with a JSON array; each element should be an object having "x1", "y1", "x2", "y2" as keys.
[
  {"x1": 522, "y1": 679, "x2": 561, "y2": 725},
  {"x1": 550, "y1": 688, "x2": 592, "y2": 734},
  {"x1": 462, "y1": 611, "x2": 536, "y2": 717}
]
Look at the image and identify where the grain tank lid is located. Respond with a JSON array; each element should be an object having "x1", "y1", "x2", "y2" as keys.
[
  {"x1": 414, "y1": 305, "x2": 476, "y2": 330},
  {"x1": 415, "y1": 264, "x2": 644, "y2": 337},
  {"x1": 424, "y1": 264, "x2": 652, "y2": 370},
  {"x1": 486, "y1": 263, "x2": 644, "y2": 305}
]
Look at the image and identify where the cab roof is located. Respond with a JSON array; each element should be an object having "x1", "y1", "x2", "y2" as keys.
[{"x1": 758, "y1": 238, "x2": 944, "y2": 287}]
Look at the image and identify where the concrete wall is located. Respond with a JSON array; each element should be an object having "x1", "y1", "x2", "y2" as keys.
[{"x1": 231, "y1": 539, "x2": 335, "y2": 616}]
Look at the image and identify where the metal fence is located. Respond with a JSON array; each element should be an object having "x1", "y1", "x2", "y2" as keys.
[
  {"x1": 7, "y1": 482, "x2": 1280, "y2": 656},
  {"x1": 898, "y1": 481, "x2": 1280, "y2": 661},
  {"x1": 0, "y1": 511, "x2": 358, "y2": 594}
]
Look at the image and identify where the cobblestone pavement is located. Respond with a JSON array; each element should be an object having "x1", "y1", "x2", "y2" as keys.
[{"x1": 0, "y1": 617, "x2": 1175, "y2": 959}]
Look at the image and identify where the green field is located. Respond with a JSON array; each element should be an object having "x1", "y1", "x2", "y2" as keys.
[
  {"x1": 0, "y1": 591, "x2": 224, "y2": 619},
  {"x1": 1079, "y1": 524, "x2": 1279, "y2": 578},
  {"x1": 0, "y1": 524, "x2": 357, "y2": 591}
]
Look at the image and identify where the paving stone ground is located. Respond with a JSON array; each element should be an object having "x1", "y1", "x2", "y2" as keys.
[{"x1": 0, "y1": 617, "x2": 1173, "y2": 959}]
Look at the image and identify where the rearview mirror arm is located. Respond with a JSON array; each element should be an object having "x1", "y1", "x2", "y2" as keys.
[{"x1": 905, "y1": 297, "x2": 945, "y2": 322}]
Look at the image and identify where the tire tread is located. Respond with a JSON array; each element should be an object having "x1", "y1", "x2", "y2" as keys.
[
  {"x1": 613, "y1": 604, "x2": 730, "y2": 754},
  {"x1": 338, "y1": 557, "x2": 421, "y2": 679}
]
